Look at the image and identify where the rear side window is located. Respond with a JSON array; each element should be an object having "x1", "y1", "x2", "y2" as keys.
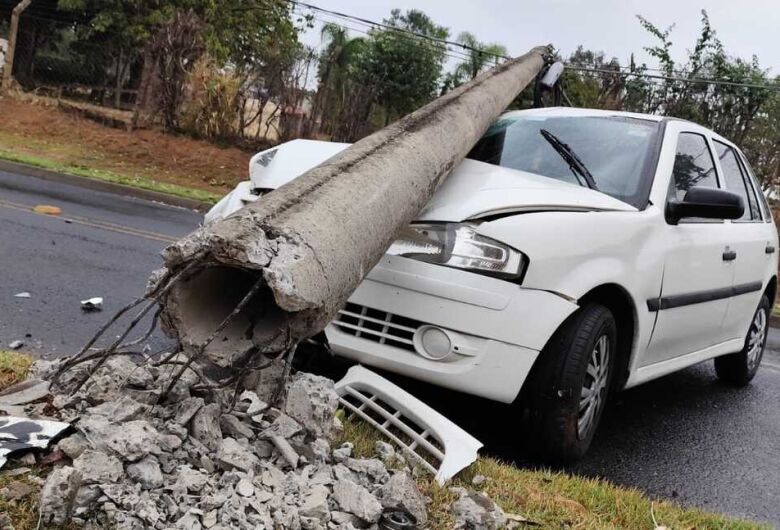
[
  {"x1": 714, "y1": 140, "x2": 760, "y2": 220},
  {"x1": 738, "y1": 153, "x2": 771, "y2": 222},
  {"x1": 670, "y1": 133, "x2": 718, "y2": 201}
]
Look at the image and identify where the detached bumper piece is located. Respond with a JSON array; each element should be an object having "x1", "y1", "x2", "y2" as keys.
[{"x1": 335, "y1": 365, "x2": 482, "y2": 484}]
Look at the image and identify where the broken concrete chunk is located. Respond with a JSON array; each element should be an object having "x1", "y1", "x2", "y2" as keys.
[
  {"x1": 127, "y1": 456, "x2": 164, "y2": 490},
  {"x1": 8, "y1": 340, "x2": 24, "y2": 350},
  {"x1": 105, "y1": 420, "x2": 160, "y2": 461},
  {"x1": 58, "y1": 433, "x2": 91, "y2": 459},
  {"x1": 191, "y1": 403, "x2": 223, "y2": 451},
  {"x1": 86, "y1": 395, "x2": 148, "y2": 422},
  {"x1": 377, "y1": 472, "x2": 428, "y2": 525},
  {"x1": 0, "y1": 379, "x2": 50, "y2": 405},
  {"x1": 73, "y1": 450, "x2": 123, "y2": 484},
  {"x1": 174, "y1": 396, "x2": 205, "y2": 425},
  {"x1": 283, "y1": 373, "x2": 339, "y2": 439},
  {"x1": 333, "y1": 480, "x2": 382, "y2": 523},
  {"x1": 270, "y1": 434, "x2": 299, "y2": 469},
  {"x1": 175, "y1": 465, "x2": 209, "y2": 493},
  {"x1": 81, "y1": 297, "x2": 103, "y2": 311},
  {"x1": 236, "y1": 476, "x2": 255, "y2": 497},
  {"x1": 262, "y1": 412, "x2": 302, "y2": 439},
  {"x1": 344, "y1": 458, "x2": 390, "y2": 488},
  {"x1": 220, "y1": 413, "x2": 255, "y2": 440},
  {"x1": 299, "y1": 483, "x2": 330, "y2": 522},
  {"x1": 239, "y1": 390, "x2": 268, "y2": 416},
  {"x1": 450, "y1": 487, "x2": 507, "y2": 530},
  {"x1": 333, "y1": 442, "x2": 353, "y2": 463},
  {"x1": 217, "y1": 437, "x2": 260, "y2": 473},
  {"x1": 40, "y1": 466, "x2": 82, "y2": 525}
]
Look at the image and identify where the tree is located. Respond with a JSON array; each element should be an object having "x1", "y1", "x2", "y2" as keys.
[
  {"x1": 311, "y1": 22, "x2": 366, "y2": 136},
  {"x1": 361, "y1": 9, "x2": 449, "y2": 123},
  {"x1": 442, "y1": 32, "x2": 506, "y2": 90}
]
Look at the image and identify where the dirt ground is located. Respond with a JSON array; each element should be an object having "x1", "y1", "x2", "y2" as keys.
[{"x1": 0, "y1": 97, "x2": 254, "y2": 195}]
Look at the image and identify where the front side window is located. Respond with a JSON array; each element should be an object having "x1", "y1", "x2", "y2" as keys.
[
  {"x1": 714, "y1": 140, "x2": 759, "y2": 220},
  {"x1": 670, "y1": 132, "x2": 718, "y2": 201},
  {"x1": 467, "y1": 115, "x2": 660, "y2": 207}
]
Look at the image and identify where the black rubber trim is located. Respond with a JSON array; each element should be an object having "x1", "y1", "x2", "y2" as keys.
[
  {"x1": 647, "y1": 281, "x2": 763, "y2": 311},
  {"x1": 722, "y1": 250, "x2": 737, "y2": 261},
  {"x1": 766, "y1": 245, "x2": 775, "y2": 255}
]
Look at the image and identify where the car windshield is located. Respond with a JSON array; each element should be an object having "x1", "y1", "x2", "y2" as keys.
[{"x1": 467, "y1": 114, "x2": 661, "y2": 207}]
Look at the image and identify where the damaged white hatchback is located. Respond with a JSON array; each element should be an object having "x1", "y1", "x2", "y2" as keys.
[{"x1": 208, "y1": 107, "x2": 778, "y2": 462}]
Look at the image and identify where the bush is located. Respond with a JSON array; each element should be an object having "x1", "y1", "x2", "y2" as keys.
[{"x1": 180, "y1": 56, "x2": 242, "y2": 141}]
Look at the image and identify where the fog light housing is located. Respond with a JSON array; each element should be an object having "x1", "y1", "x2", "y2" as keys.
[{"x1": 414, "y1": 326, "x2": 453, "y2": 360}]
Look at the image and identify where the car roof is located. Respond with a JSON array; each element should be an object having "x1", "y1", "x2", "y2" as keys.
[{"x1": 504, "y1": 106, "x2": 665, "y2": 122}]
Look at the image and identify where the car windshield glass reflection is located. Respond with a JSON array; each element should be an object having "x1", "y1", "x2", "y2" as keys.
[{"x1": 467, "y1": 115, "x2": 660, "y2": 207}]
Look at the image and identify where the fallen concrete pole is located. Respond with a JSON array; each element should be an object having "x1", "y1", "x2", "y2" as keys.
[{"x1": 154, "y1": 46, "x2": 549, "y2": 366}]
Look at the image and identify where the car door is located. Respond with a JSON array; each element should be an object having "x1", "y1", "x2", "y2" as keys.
[
  {"x1": 718, "y1": 141, "x2": 776, "y2": 339},
  {"x1": 642, "y1": 130, "x2": 735, "y2": 366}
]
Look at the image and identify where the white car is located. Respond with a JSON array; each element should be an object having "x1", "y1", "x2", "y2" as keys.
[{"x1": 208, "y1": 107, "x2": 778, "y2": 461}]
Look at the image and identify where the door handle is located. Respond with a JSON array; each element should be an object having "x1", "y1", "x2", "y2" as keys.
[
  {"x1": 722, "y1": 250, "x2": 737, "y2": 261},
  {"x1": 766, "y1": 245, "x2": 776, "y2": 255}
]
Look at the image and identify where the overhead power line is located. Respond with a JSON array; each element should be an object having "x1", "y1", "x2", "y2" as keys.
[
  {"x1": 285, "y1": 0, "x2": 507, "y2": 60},
  {"x1": 291, "y1": 0, "x2": 780, "y2": 92},
  {"x1": 564, "y1": 65, "x2": 780, "y2": 91}
]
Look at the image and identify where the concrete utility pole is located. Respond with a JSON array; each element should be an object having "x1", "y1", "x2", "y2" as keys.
[
  {"x1": 2, "y1": 0, "x2": 32, "y2": 92},
  {"x1": 154, "y1": 46, "x2": 549, "y2": 367}
]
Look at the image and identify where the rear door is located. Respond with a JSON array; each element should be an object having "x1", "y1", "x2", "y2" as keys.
[
  {"x1": 642, "y1": 130, "x2": 734, "y2": 365},
  {"x1": 718, "y1": 141, "x2": 776, "y2": 339}
]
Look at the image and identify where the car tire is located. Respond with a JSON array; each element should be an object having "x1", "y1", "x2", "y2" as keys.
[
  {"x1": 524, "y1": 302, "x2": 617, "y2": 463},
  {"x1": 714, "y1": 294, "x2": 770, "y2": 386}
]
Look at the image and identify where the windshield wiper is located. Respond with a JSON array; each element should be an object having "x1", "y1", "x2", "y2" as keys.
[{"x1": 539, "y1": 129, "x2": 598, "y2": 190}]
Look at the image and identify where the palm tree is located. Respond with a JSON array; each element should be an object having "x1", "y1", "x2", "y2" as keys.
[
  {"x1": 311, "y1": 23, "x2": 365, "y2": 135},
  {"x1": 445, "y1": 32, "x2": 508, "y2": 90}
]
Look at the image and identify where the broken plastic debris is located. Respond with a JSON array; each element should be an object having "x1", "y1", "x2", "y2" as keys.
[
  {"x1": 0, "y1": 416, "x2": 70, "y2": 469},
  {"x1": 335, "y1": 366, "x2": 482, "y2": 484},
  {"x1": 13, "y1": 292, "x2": 31, "y2": 298},
  {"x1": 80, "y1": 297, "x2": 103, "y2": 311},
  {"x1": 8, "y1": 340, "x2": 24, "y2": 350}
]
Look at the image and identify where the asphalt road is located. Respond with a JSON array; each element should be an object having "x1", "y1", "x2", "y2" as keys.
[{"x1": 2, "y1": 169, "x2": 779, "y2": 527}]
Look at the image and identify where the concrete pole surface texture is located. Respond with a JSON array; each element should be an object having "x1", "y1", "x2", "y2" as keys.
[{"x1": 154, "y1": 46, "x2": 549, "y2": 367}]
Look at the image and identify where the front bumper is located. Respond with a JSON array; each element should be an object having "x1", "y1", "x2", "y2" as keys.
[{"x1": 325, "y1": 255, "x2": 578, "y2": 403}]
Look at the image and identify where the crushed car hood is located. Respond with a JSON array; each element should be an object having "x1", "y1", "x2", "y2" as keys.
[{"x1": 250, "y1": 139, "x2": 636, "y2": 222}]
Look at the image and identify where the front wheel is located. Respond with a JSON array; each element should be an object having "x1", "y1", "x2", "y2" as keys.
[
  {"x1": 715, "y1": 294, "x2": 770, "y2": 386},
  {"x1": 524, "y1": 303, "x2": 617, "y2": 463}
]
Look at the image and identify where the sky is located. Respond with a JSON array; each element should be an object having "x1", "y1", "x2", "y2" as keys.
[{"x1": 299, "y1": 0, "x2": 780, "y2": 75}]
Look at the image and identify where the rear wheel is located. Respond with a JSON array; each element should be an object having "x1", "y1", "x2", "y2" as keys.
[
  {"x1": 524, "y1": 303, "x2": 616, "y2": 463},
  {"x1": 715, "y1": 294, "x2": 770, "y2": 386}
]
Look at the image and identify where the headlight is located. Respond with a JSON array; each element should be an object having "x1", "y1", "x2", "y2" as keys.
[{"x1": 387, "y1": 223, "x2": 526, "y2": 280}]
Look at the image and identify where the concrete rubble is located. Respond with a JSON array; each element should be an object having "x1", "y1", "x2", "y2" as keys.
[{"x1": 0, "y1": 354, "x2": 518, "y2": 528}]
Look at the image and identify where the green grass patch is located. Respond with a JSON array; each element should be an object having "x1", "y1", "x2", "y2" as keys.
[
  {"x1": 0, "y1": 349, "x2": 33, "y2": 391},
  {"x1": 339, "y1": 419, "x2": 768, "y2": 529},
  {"x1": 0, "y1": 149, "x2": 220, "y2": 204}
]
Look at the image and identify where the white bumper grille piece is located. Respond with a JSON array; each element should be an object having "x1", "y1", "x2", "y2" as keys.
[{"x1": 335, "y1": 365, "x2": 482, "y2": 484}]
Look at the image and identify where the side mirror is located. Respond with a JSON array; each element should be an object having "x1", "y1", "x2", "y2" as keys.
[{"x1": 666, "y1": 186, "x2": 744, "y2": 225}]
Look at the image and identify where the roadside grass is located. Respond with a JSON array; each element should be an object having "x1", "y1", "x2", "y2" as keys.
[
  {"x1": 339, "y1": 419, "x2": 769, "y2": 529},
  {"x1": 0, "y1": 349, "x2": 33, "y2": 391},
  {"x1": 0, "y1": 147, "x2": 221, "y2": 204}
]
